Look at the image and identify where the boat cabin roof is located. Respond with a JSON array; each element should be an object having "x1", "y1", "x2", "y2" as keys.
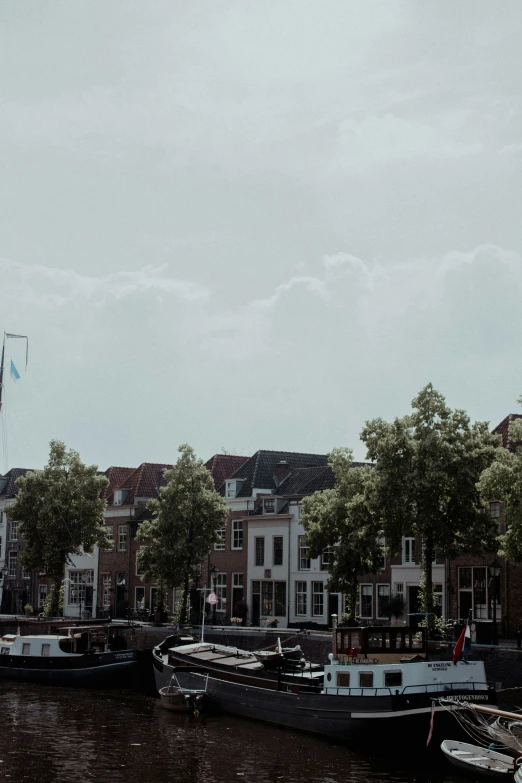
[{"x1": 170, "y1": 643, "x2": 264, "y2": 670}]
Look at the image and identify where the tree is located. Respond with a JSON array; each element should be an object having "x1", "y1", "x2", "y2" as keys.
[
  {"x1": 478, "y1": 401, "x2": 522, "y2": 562},
  {"x1": 301, "y1": 448, "x2": 383, "y2": 621},
  {"x1": 6, "y1": 440, "x2": 109, "y2": 616},
  {"x1": 136, "y1": 444, "x2": 229, "y2": 624},
  {"x1": 361, "y1": 384, "x2": 499, "y2": 618}
]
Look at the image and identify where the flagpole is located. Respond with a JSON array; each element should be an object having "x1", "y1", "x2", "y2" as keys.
[{"x1": 0, "y1": 332, "x2": 6, "y2": 415}]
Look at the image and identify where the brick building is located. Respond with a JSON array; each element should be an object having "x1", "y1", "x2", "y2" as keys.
[{"x1": 0, "y1": 468, "x2": 35, "y2": 613}]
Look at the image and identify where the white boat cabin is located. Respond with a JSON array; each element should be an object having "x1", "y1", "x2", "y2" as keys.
[{"x1": 0, "y1": 626, "x2": 127, "y2": 658}]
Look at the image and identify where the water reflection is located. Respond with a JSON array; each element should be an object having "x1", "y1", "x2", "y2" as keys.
[{"x1": 0, "y1": 683, "x2": 464, "y2": 783}]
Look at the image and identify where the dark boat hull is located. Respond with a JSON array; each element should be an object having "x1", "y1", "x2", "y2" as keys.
[
  {"x1": 153, "y1": 650, "x2": 488, "y2": 743},
  {"x1": 0, "y1": 650, "x2": 138, "y2": 686}
]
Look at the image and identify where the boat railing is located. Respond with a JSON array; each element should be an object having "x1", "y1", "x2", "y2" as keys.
[{"x1": 325, "y1": 681, "x2": 491, "y2": 697}]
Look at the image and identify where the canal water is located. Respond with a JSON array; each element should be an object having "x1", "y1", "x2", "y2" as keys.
[{"x1": 0, "y1": 682, "x2": 467, "y2": 783}]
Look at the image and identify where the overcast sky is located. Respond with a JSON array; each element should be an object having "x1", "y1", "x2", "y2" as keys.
[{"x1": 1, "y1": 1, "x2": 522, "y2": 472}]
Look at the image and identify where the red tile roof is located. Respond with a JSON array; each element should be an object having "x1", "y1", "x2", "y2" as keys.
[
  {"x1": 110, "y1": 462, "x2": 172, "y2": 505},
  {"x1": 492, "y1": 413, "x2": 522, "y2": 451},
  {"x1": 205, "y1": 454, "x2": 249, "y2": 490},
  {"x1": 102, "y1": 466, "x2": 136, "y2": 500}
]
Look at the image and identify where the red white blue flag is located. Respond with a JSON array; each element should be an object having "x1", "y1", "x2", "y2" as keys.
[{"x1": 453, "y1": 614, "x2": 472, "y2": 665}]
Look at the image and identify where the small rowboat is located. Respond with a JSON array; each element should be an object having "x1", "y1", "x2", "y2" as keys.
[
  {"x1": 488, "y1": 716, "x2": 522, "y2": 752},
  {"x1": 159, "y1": 672, "x2": 207, "y2": 714},
  {"x1": 440, "y1": 740, "x2": 515, "y2": 777}
]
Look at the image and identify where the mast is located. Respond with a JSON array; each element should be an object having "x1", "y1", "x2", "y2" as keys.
[{"x1": 0, "y1": 331, "x2": 29, "y2": 414}]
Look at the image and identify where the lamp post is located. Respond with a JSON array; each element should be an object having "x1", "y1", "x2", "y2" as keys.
[{"x1": 489, "y1": 558, "x2": 501, "y2": 646}]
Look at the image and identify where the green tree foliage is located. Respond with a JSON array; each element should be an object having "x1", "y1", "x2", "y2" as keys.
[
  {"x1": 301, "y1": 448, "x2": 383, "y2": 621},
  {"x1": 361, "y1": 384, "x2": 499, "y2": 617},
  {"x1": 6, "y1": 440, "x2": 109, "y2": 616},
  {"x1": 136, "y1": 444, "x2": 229, "y2": 624},
  {"x1": 478, "y1": 403, "x2": 522, "y2": 562}
]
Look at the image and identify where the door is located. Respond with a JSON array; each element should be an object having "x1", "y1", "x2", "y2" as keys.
[
  {"x1": 252, "y1": 593, "x2": 260, "y2": 626},
  {"x1": 328, "y1": 594, "x2": 339, "y2": 626}
]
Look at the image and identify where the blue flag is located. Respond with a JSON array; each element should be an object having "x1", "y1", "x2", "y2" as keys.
[{"x1": 10, "y1": 360, "x2": 20, "y2": 381}]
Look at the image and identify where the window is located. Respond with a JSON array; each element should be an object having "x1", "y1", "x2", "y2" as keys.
[
  {"x1": 274, "y1": 582, "x2": 286, "y2": 616},
  {"x1": 385, "y1": 671, "x2": 402, "y2": 687},
  {"x1": 377, "y1": 584, "x2": 390, "y2": 619},
  {"x1": 226, "y1": 481, "x2": 236, "y2": 498},
  {"x1": 312, "y1": 582, "x2": 324, "y2": 617},
  {"x1": 232, "y1": 520, "x2": 243, "y2": 550},
  {"x1": 273, "y1": 536, "x2": 283, "y2": 566},
  {"x1": 0, "y1": 647, "x2": 9, "y2": 655},
  {"x1": 459, "y1": 566, "x2": 501, "y2": 620},
  {"x1": 22, "y1": 566, "x2": 31, "y2": 580},
  {"x1": 433, "y1": 583, "x2": 443, "y2": 616},
  {"x1": 263, "y1": 498, "x2": 275, "y2": 514},
  {"x1": 359, "y1": 671, "x2": 374, "y2": 688},
  {"x1": 295, "y1": 581, "x2": 307, "y2": 616},
  {"x1": 360, "y1": 584, "x2": 373, "y2": 619},
  {"x1": 118, "y1": 525, "x2": 128, "y2": 552},
  {"x1": 113, "y1": 489, "x2": 129, "y2": 506},
  {"x1": 489, "y1": 502, "x2": 502, "y2": 519},
  {"x1": 41, "y1": 644, "x2": 50, "y2": 657},
  {"x1": 38, "y1": 585, "x2": 48, "y2": 609},
  {"x1": 255, "y1": 537, "x2": 265, "y2": 566},
  {"x1": 403, "y1": 537, "x2": 415, "y2": 564},
  {"x1": 104, "y1": 526, "x2": 114, "y2": 551},
  {"x1": 9, "y1": 520, "x2": 18, "y2": 541},
  {"x1": 213, "y1": 573, "x2": 227, "y2": 612},
  {"x1": 68, "y1": 570, "x2": 94, "y2": 605},
  {"x1": 261, "y1": 581, "x2": 273, "y2": 615},
  {"x1": 337, "y1": 672, "x2": 350, "y2": 687},
  {"x1": 102, "y1": 574, "x2": 111, "y2": 608},
  {"x1": 298, "y1": 536, "x2": 310, "y2": 570},
  {"x1": 214, "y1": 527, "x2": 226, "y2": 551},
  {"x1": 8, "y1": 551, "x2": 17, "y2": 577},
  {"x1": 321, "y1": 547, "x2": 334, "y2": 570},
  {"x1": 22, "y1": 643, "x2": 31, "y2": 656},
  {"x1": 135, "y1": 586, "x2": 145, "y2": 610}
]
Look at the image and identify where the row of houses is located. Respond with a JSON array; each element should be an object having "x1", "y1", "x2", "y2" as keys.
[{"x1": 0, "y1": 413, "x2": 520, "y2": 635}]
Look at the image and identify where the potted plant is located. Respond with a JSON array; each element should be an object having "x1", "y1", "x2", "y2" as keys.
[
  {"x1": 267, "y1": 618, "x2": 279, "y2": 628},
  {"x1": 24, "y1": 603, "x2": 34, "y2": 617}
]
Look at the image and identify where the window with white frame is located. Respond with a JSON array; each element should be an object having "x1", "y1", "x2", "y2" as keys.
[
  {"x1": 213, "y1": 573, "x2": 227, "y2": 612},
  {"x1": 102, "y1": 574, "x2": 111, "y2": 607},
  {"x1": 118, "y1": 524, "x2": 128, "y2": 552},
  {"x1": 135, "y1": 586, "x2": 145, "y2": 610},
  {"x1": 9, "y1": 519, "x2": 18, "y2": 541},
  {"x1": 295, "y1": 581, "x2": 307, "y2": 616},
  {"x1": 377, "y1": 584, "x2": 390, "y2": 619},
  {"x1": 104, "y1": 525, "x2": 114, "y2": 551},
  {"x1": 489, "y1": 502, "x2": 502, "y2": 519},
  {"x1": 273, "y1": 536, "x2": 283, "y2": 566},
  {"x1": 38, "y1": 584, "x2": 47, "y2": 609},
  {"x1": 321, "y1": 547, "x2": 334, "y2": 570},
  {"x1": 255, "y1": 537, "x2": 265, "y2": 566},
  {"x1": 360, "y1": 584, "x2": 373, "y2": 619},
  {"x1": 226, "y1": 481, "x2": 236, "y2": 498},
  {"x1": 312, "y1": 582, "x2": 324, "y2": 617},
  {"x1": 232, "y1": 520, "x2": 243, "y2": 550},
  {"x1": 22, "y1": 566, "x2": 31, "y2": 579},
  {"x1": 403, "y1": 537, "x2": 416, "y2": 564},
  {"x1": 433, "y1": 582, "x2": 443, "y2": 614},
  {"x1": 260, "y1": 581, "x2": 286, "y2": 616},
  {"x1": 459, "y1": 567, "x2": 500, "y2": 620},
  {"x1": 68, "y1": 570, "x2": 94, "y2": 605},
  {"x1": 8, "y1": 550, "x2": 17, "y2": 577},
  {"x1": 298, "y1": 536, "x2": 310, "y2": 570},
  {"x1": 214, "y1": 526, "x2": 226, "y2": 551}
]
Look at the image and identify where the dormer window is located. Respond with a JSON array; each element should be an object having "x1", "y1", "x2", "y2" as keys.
[
  {"x1": 226, "y1": 481, "x2": 236, "y2": 498},
  {"x1": 263, "y1": 499, "x2": 275, "y2": 514},
  {"x1": 113, "y1": 489, "x2": 129, "y2": 506}
]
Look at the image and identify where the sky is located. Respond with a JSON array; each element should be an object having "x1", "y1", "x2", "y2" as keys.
[{"x1": 1, "y1": 1, "x2": 522, "y2": 472}]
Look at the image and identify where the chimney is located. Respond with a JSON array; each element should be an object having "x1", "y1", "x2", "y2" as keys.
[{"x1": 275, "y1": 460, "x2": 290, "y2": 486}]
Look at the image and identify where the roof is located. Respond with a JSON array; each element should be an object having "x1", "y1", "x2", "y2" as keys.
[
  {"x1": 205, "y1": 454, "x2": 249, "y2": 490},
  {"x1": 225, "y1": 450, "x2": 330, "y2": 497},
  {"x1": 0, "y1": 468, "x2": 33, "y2": 499},
  {"x1": 108, "y1": 462, "x2": 172, "y2": 505},
  {"x1": 492, "y1": 414, "x2": 522, "y2": 451},
  {"x1": 276, "y1": 465, "x2": 336, "y2": 496},
  {"x1": 101, "y1": 466, "x2": 136, "y2": 500}
]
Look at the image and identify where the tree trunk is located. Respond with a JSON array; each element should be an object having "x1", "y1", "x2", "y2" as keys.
[
  {"x1": 46, "y1": 576, "x2": 63, "y2": 617},
  {"x1": 420, "y1": 535, "x2": 435, "y2": 624},
  {"x1": 179, "y1": 570, "x2": 190, "y2": 624},
  {"x1": 345, "y1": 574, "x2": 358, "y2": 622}
]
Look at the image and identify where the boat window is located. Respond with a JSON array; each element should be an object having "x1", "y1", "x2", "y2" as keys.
[
  {"x1": 59, "y1": 639, "x2": 74, "y2": 653},
  {"x1": 22, "y1": 643, "x2": 31, "y2": 655},
  {"x1": 337, "y1": 672, "x2": 350, "y2": 687},
  {"x1": 41, "y1": 644, "x2": 51, "y2": 657},
  {"x1": 1, "y1": 647, "x2": 9, "y2": 655},
  {"x1": 384, "y1": 670, "x2": 402, "y2": 687},
  {"x1": 359, "y1": 671, "x2": 374, "y2": 688}
]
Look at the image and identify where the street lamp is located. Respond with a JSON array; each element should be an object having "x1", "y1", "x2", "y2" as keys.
[{"x1": 489, "y1": 558, "x2": 501, "y2": 646}]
